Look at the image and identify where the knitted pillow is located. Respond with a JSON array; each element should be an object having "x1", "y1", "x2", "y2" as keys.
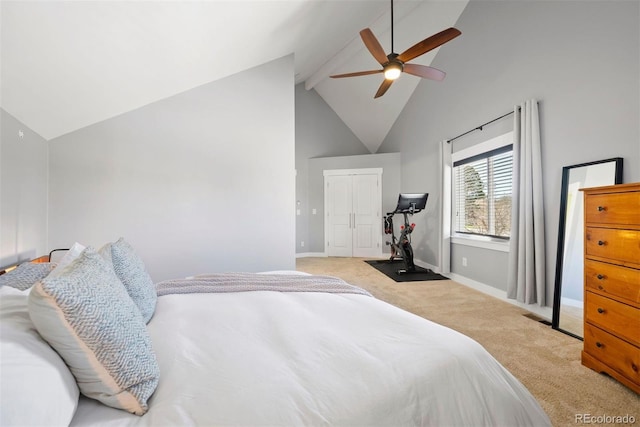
[
  {"x1": 0, "y1": 262, "x2": 55, "y2": 290},
  {"x1": 100, "y1": 238, "x2": 156, "y2": 323},
  {"x1": 28, "y1": 247, "x2": 159, "y2": 415}
]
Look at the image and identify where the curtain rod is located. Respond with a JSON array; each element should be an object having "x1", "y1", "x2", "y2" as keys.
[
  {"x1": 446, "y1": 101, "x2": 539, "y2": 144},
  {"x1": 446, "y1": 110, "x2": 514, "y2": 144}
]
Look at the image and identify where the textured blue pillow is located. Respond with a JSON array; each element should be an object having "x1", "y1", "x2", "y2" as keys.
[
  {"x1": 100, "y1": 238, "x2": 156, "y2": 323},
  {"x1": 28, "y1": 247, "x2": 159, "y2": 415},
  {"x1": 0, "y1": 262, "x2": 55, "y2": 290}
]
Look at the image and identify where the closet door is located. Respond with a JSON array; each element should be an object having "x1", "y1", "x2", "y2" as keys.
[
  {"x1": 352, "y1": 174, "x2": 380, "y2": 257},
  {"x1": 325, "y1": 171, "x2": 381, "y2": 257},
  {"x1": 326, "y1": 175, "x2": 353, "y2": 257}
]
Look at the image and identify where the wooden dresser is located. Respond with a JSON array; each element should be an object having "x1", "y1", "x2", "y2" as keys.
[{"x1": 581, "y1": 182, "x2": 640, "y2": 394}]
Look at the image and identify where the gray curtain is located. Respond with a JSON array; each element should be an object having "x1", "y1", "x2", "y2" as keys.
[
  {"x1": 440, "y1": 140, "x2": 452, "y2": 275},
  {"x1": 507, "y1": 99, "x2": 546, "y2": 305}
]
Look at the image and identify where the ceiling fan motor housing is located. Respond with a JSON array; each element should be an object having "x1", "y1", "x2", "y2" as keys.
[{"x1": 384, "y1": 54, "x2": 403, "y2": 80}]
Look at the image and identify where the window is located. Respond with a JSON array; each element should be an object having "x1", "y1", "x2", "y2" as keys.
[{"x1": 452, "y1": 133, "x2": 513, "y2": 240}]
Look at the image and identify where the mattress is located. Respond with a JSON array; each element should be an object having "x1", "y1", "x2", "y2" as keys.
[{"x1": 68, "y1": 286, "x2": 550, "y2": 426}]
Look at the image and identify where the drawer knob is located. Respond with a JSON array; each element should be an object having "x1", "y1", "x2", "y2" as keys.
[
  {"x1": 597, "y1": 307, "x2": 605, "y2": 314},
  {"x1": 596, "y1": 342, "x2": 603, "y2": 348},
  {"x1": 597, "y1": 240, "x2": 606, "y2": 246},
  {"x1": 597, "y1": 206, "x2": 606, "y2": 212},
  {"x1": 633, "y1": 364, "x2": 638, "y2": 372},
  {"x1": 597, "y1": 274, "x2": 604, "y2": 280}
]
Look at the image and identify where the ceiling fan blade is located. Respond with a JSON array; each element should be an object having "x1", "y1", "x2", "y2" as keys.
[
  {"x1": 360, "y1": 28, "x2": 388, "y2": 66},
  {"x1": 374, "y1": 79, "x2": 394, "y2": 99},
  {"x1": 330, "y1": 69, "x2": 383, "y2": 79},
  {"x1": 403, "y1": 63, "x2": 446, "y2": 81},
  {"x1": 397, "y1": 27, "x2": 461, "y2": 63}
]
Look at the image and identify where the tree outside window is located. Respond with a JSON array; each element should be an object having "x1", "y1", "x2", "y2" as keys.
[{"x1": 454, "y1": 147, "x2": 512, "y2": 239}]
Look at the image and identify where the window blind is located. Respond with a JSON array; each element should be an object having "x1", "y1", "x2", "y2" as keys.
[{"x1": 453, "y1": 145, "x2": 513, "y2": 239}]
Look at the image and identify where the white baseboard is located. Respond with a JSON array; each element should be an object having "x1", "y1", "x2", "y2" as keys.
[
  {"x1": 561, "y1": 296, "x2": 583, "y2": 309},
  {"x1": 295, "y1": 252, "x2": 326, "y2": 258},
  {"x1": 446, "y1": 271, "x2": 553, "y2": 321},
  {"x1": 296, "y1": 251, "x2": 389, "y2": 259},
  {"x1": 299, "y1": 254, "x2": 552, "y2": 320},
  {"x1": 412, "y1": 257, "x2": 552, "y2": 321}
]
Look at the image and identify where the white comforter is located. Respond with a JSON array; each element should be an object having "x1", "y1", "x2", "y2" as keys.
[{"x1": 71, "y1": 285, "x2": 550, "y2": 426}]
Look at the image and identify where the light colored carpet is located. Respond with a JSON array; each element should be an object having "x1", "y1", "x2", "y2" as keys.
[{"x1": 296, "y1": 257, "x2": 639, "y2": 427}]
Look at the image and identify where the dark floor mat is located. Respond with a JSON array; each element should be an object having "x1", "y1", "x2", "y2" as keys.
[{"x1": 365, "y1": 259, "x2": 449, "y2": 282}]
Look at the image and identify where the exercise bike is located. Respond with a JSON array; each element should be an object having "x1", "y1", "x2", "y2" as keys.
[{"x1": 384, "y1": 193, "x2": 429, "y2": 275}]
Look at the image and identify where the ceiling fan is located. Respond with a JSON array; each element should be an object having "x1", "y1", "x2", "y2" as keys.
[{"x1": 330, "y1": 0, "x2": 461, "y2": 99}]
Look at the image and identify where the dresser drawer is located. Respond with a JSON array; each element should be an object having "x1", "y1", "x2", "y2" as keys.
[
  {"x1": 585, "y1": 191, "x2": 640, "y2": 225},
  {"x1": 585, "y1": 227, "x2": 640, "y2": 266},
  {"x1": 585, "y1": 292, "x2": 640, "y2": 346},
  {"x1": 584, "y1": 323, "x2": 640, "y2": 385},
  {"x1": 585, "y1": 260, "x2": 640, "y2": 306}
]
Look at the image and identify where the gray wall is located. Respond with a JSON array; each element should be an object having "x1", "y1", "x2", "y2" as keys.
[
  {"x1": 0, "y1": 109, "x2": 49, "y2": 266},
  {"x1": 378, "y1": 1, "x2": 639, "y2": 305},
  {"x1": 295, "y1": 84, "x2": 370, "y2": 253},
  {"x1": 48, "y1": 56, "x2": 296, "y2": 281},
  {"x1": 307, "y1": 153, "x2": 401, "y2": 254}
]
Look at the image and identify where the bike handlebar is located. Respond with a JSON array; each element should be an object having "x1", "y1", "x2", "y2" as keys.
[{"x1": 386, "y1": 208, "x2": 423, "y2": 216}]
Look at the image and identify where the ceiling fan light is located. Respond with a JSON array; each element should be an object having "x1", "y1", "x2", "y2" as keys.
[{"x1": 384, "y1": 63, "x2": 402, "y2": 80}]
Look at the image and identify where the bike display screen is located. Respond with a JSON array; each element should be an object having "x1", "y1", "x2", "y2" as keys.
[{"x1": 395, "y1": 193, "x2": 428, "y2": 212}]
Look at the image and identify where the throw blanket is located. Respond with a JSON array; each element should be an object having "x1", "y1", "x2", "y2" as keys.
[{"x1": 156, "y1": 273, "x2": 372, "y2": 297}]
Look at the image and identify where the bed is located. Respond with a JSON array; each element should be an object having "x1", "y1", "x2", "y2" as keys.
[{"x1": 0, "y1": 239, "x2": 551, "y2": 426}]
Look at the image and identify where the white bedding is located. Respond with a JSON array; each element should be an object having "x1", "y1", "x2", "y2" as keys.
[{"x1": 70, "y1": 285, "x2": 550, "y2": 426}]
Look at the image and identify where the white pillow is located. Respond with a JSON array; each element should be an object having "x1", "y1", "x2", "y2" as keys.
[
  {"x1": 47, "y1": 241, "x2": 85, "y2": 278},
  {"x1": 28, "y1": 247, "x2": 160, "y2": 415},
  {"x1": 0, "y1": 286, "x2": 79, "y2": 426}
]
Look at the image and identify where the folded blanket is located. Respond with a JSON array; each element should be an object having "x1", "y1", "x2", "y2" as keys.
[{"x1": 156, "y1": 273, "x2": 372, "y2": 297}]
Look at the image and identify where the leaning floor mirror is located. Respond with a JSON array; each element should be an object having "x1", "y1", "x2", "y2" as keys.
[{"x1": 552, "y1": 158, "x2": 623, "y2": 339}]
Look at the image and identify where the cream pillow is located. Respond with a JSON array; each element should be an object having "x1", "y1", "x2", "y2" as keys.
[{"x1": 47, "y1": 241, "x2": 85, "y2": 278}]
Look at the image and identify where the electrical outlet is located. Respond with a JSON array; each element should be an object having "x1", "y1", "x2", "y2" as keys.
[
  {"x1": 462, "y1": 257, "x2": 468, "y2": 267},
  {"x1": 301, "y1": 241, "x2": 305, "y2": 247},
  {"x1": 312, "y1": 208, "x2": 317, "y2": 215}
]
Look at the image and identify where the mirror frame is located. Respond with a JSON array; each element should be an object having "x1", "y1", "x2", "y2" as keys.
[{"x1": 552, "y1": 157, "x2": 623, "y2": 339}]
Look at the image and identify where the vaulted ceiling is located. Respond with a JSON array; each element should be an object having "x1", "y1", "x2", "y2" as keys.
[{"x1": 1, "y1": 0, "x2": 467, "y2": 152}]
